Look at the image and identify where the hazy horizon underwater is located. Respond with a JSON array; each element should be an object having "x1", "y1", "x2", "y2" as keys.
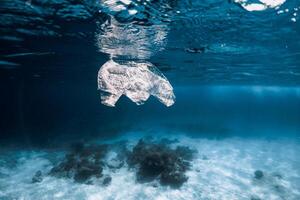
[{"x1": 0, "y1": 0, "x2": 300, "y2": 199}]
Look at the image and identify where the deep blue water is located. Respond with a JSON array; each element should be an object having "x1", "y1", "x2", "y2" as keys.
[{"x1": 0, "y1": 0, "x2": 300, "y2": 199}]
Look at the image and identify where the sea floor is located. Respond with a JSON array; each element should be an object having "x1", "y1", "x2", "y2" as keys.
[{"x1": 0, "y1": 133, "x2": 300, "y2": 200}]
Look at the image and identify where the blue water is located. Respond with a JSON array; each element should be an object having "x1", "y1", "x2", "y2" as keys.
[{"x1": 0, "y1": 0, "x2": 300, "y2": 199}]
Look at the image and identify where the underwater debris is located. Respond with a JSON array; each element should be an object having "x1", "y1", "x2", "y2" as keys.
[
  {"x1": 98, "y1": 59, "x2": 175, "y2": 107},
  {"x1": 127, "y1": 139, "x2": 195, "y2": 188}
]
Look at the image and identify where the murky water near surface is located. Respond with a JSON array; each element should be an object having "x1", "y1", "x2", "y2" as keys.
[{"x1": 0, "y1": 0, "x2": 300, "y2": 199}]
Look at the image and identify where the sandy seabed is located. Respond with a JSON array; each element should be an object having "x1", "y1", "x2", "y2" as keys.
[{"x1": 0, "y1": 133, "x2": 299, "y2": 200}]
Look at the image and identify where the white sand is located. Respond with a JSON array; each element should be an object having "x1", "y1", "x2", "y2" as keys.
[{"x1": 0, "y1": 135, "x2": 299, "y2": 200}]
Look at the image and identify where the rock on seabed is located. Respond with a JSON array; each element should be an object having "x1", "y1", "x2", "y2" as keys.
[{"x1": 127, "y1": 139, "x2": 195, "y2": 188}]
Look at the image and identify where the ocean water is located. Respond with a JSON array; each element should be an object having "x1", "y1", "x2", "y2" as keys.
[{"x1": 0, "y1": 0, "x2": 300, "y2": 199}]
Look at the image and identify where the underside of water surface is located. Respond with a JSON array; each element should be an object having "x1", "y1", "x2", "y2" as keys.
[{"x1": 0, "y1": 0, "x2": 300, "y2": 200}]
